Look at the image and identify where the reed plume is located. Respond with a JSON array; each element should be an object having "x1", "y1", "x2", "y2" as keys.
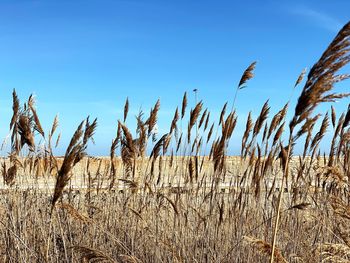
[
  {"x1": 28, "y1": 95, "x2": 45, "y2": 137},
  {"x1": 232, "y1": 61, "x2": 257, "y2": 111},
  {"x1": 51, "y1": 117, "x2": 97, "y2": 210},
  {"x1": 331, "y1": 105, "x2": 337, "y2": 128},
  {"x1": 147, "y1": 99, "x2": 160, "y2": 137},
  {"x1": 10, "y1": 89, "x2": 19, "y2": 131},
  {"x1": 204, "y1": 111, "x2": 210, "y2": 131},
  {"x1": 188, "y1": 101, "x2": 203, "y2": 142},
  {"x1": 181, "y1": 92, "x2": 187, "y2": 119},
  {"x1": 290, "y1": 21, "x2": 350, "y2": 131},
  {"x1": 50, "y1": 115, "x2": 59, "y2": 138},
  {"x1": 271, "y1": 20, "x2": 350, "y2": 263},
  {"x1": 198, "y1": 108, "x2": 207, "y2": 129},
  {"x1": 219, "y1": 102, "x2": 228, "y2": 126},
  {"x1": 170, "y1": 107, "x2": 179, "y2": 134},
  {"x1": 238, "y1": 61, "x2": 257, "y2": 88},
  {"x1": 124, "y1": 97, "x2": 129, "y2": 122},
  {"x1": 253, "y1": 100, "x2": 270, "y2": 136},
  {"x1": 343, "y1": 104, "x2": 350, "y2": 129},
  {"x1": 294, "y1": 68, "x2": 306, "y2": 88},
  {"x1": 119, "y1": 121, "x2": 136, "y2": 177},
  {"x1": 242, "y1": 112, "x2": 252, "y2": 156}
]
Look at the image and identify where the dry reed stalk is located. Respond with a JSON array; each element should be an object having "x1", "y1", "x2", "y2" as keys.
[
  {"x1": 124, "y1": 97, "x2": 129, "y2": 122},
  {"x1": 294, "y1": 68, "x2": 307, "y2": 88},
  {"x1": 188, "y1": 101, "x2": 203, "y2": 143},
  {"x1": 189, "y1": 101, "x2": 203, "y2": 130},
  {"x1": 135, "y1": 112, "x2": 147, "y2": 157},
  {"x1": 204, "y1": 111, "x2": 210, "y2": 131},
  {"x1": 170, "y1": 107, "x2": 179, "y2": 134},
  {"x1": 51, "y1": 117, "x2": 97, "y2": 210},
  {"x1": 211, "y1": 113, "x2": 237, "y2": 175},
  {"x1": 294, "y1": 114, "x2": 321, "y2": 141},
  {"x1": 159, "y1": 193, "x2": 179, "y2": 215},
  {"x1": 176, "y1": 133, "x2": 182, "y2": 152},
  {"x1": 343, "y1": 104, "x2": 350, "y2": 130},
  {"x1": 290, "y1": 22, "x2": 350, "y2": 131},
  {"x1": 253, "y1": 100, "x2": 270, "y2": 137},
  {"x1": 232, "y1": 61, "x2": 257, "y2": 111},
  {"x1": 188, "y1": 156, "x2": 194, "y2": 183},
  {"x1": 50, "y1": 115, "x2": 59, "y2": 138},
  {"x1": 10, "y1": 89, "x2": 19, "y2": 131},
  {"x1": 238, "y1": 62, "x2": 257, "y2": 88},
  {"x1": 207, "y1": 122, "x2": 214, "y2": 143},
  {"x1": 9, "y1": 91, "x2": 48, "y2": 153},
  {"x1": 331, "y1": 105, "x2": 337, "y2": 128},
  {"x1": 271, "y1": 20, "x2": 350, "y2": 263},
  {"x1": 262, "y1": 122, "x2": 268, "y2": 143},
  {"x1": 242, "y1": 112, "x2": 253, "y2": 156},
  {"x1": 150, "y1": 133, "x2": 170, "y2": 177},
  {"x1": 329, "y1": 113, "x2": 345, "y2": 165},
  {"x1": 198, "y1": 108, "x2": 207, "y2": 129},
  {"x1": 181, "y1": 92, "x2": 187, "y2": 119},
  {"x1": 18, "y1": 115, "x2": 35, "y2": 151},
  {"x1": 48, "y1": 115, "x2": 59, "y2": 156},
  {"x1": 28, "y1": 95, "x2": 45, "y2": 137},
  {"x1": 268, "y1": 104, "x2": 288, "y2": 140},
  {"x1": 219, "y1": 102, "x2": 228, "y2": 126},
  {"x1": 147, "y1": 99, "x2": 160, "y2": 138},
  {"x1": 310, "y1": 113, "x2": 329, "y2": 150},
  {"x1": 109, "y1": 137, "x2": 118, "y2": 179},
  {"x1": 273, "y1": 123, "x2": 285, "y2": 146},
  {"x1": 119, "y1": 121, "x2": 136, "y2": 178}
]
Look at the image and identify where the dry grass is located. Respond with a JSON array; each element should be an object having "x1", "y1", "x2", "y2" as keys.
[{"x1": 0, "y1": 20, "x2": 349, "y2": 263}]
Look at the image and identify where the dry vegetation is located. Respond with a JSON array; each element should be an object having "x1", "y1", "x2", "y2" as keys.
[{"x1": 0, "y1": 21, "x2": 350, "y2": 263}]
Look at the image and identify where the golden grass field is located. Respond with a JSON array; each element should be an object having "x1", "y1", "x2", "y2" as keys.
[
  {"x1": 0, "y1": 155, "x2": 347, "y2": 263},
  {"x1": 1, "y1": 20, "x2": 350, "y2": 263}
]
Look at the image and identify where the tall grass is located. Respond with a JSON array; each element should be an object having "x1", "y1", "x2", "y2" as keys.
[{"x1": 0, "y1": 21, "x2": 349, "y2": 263}]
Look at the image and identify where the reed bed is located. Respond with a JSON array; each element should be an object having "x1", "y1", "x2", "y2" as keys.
[{"x1": 0, "y1": 21, "x2": 350, "y2": 263}]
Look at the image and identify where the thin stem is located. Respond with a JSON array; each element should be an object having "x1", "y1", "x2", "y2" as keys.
[
  {"x1": 270, "y1": 131, "x2": 293, "y2": 263},
  {"x1": 231, "y1": 87, "x2": 239, "y2": 113}
]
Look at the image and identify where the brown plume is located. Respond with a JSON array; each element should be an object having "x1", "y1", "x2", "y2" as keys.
[
  {"x1": 294, "y1": 68, "x2": 307, "y2": 88},
  {"x1": 181, "y1": 92, "x2": 187, "y2": 119},
  {"x1": 123, "y1": 97, "x2": 129, "y2": 122},
  {"x1": 238, "y1": 61, "x2": 257, "y2": 88},
  {"x1": 290, "y1": 21, "x2": 350, "y2": 131},
  {"x1": 51, "y1": 117, "x2": 97, "y2": 210}
]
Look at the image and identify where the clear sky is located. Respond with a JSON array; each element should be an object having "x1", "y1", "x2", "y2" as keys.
[{"x1": 0, "y1": 0, "x2": 349, "y2": 155}]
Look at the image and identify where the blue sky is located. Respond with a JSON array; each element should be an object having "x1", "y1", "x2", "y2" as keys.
[{"x1": 0, "y1": 0, "x2": 349, "y2": 155}]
